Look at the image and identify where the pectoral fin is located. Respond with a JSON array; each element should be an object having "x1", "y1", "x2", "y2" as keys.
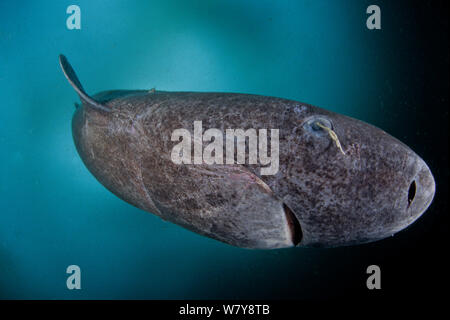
[
  {"x1": 141, "y1": 163, "x2": 303, "y2": 249},
  {"x1": 59, "y1": 54, "x2": 111, "y2": 112}
]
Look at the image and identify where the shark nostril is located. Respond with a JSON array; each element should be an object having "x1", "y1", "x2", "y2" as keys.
[
  {"x1": 283, "y1": 203, "x2": 303, "y2": 246},
  {"x1": 407, "y1": 180, "x2": 416, "y2": 207}
]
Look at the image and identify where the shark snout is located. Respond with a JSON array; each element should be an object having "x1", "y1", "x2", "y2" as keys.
[{"x1": 403, "y1": 157, "x2": 435, "y2": 226}]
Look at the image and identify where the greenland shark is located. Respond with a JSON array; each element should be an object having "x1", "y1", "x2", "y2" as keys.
[{"x1": 60, "y1": 54, "x2": 435, "y2": 249}]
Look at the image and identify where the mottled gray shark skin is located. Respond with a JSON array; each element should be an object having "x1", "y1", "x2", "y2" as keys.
[{"x1": 60, "y1": 54, "x2": 435, "y2": 249}]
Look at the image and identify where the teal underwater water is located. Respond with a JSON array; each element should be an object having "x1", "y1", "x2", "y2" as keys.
[{"x1": 0, "y1": 1, "x2": 447, "y2": 299}]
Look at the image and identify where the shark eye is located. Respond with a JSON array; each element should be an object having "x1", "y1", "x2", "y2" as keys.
[
  {"x1": 407, "y1": 180, "x2": 416, "y2": 207},
  {"x1": 303, "y1": 116, "x2": 333, "y2": 136}
]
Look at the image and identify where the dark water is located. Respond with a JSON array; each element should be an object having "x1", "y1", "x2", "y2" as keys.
[{"x1": 0, "y1": 0, "x2": 448, "y2": 299}]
